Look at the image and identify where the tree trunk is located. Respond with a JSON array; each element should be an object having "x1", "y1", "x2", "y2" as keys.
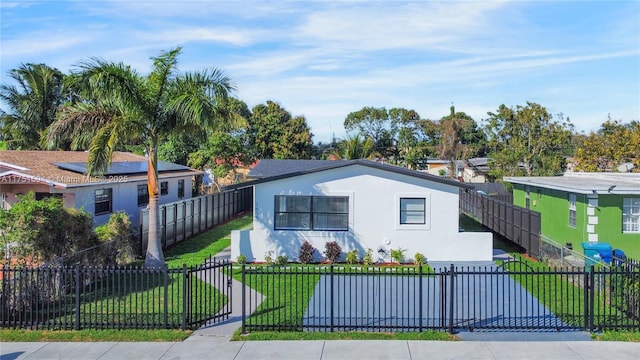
[{"x1": 145, "y1": 149, "x2": 165, "y2": 268}]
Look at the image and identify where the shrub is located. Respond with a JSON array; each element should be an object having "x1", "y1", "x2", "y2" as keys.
[
  {"x1": 299, "y1": 241, "x2": 315, "y2": 263},
  {"x1": 264, "y1": 251, "x2": 274, "y2": 265},
  {"x1": 276, "y1": 255, "x2": 289, "y2": 265},
  {"x1": 363, "y1": 248, "x2": 373, "y2": 265},
  {"x1": 390, "y1": 248, "x2": 406, "y2": 263},
  {"x1": 414, "y1": 252, "x2": 426, "y2": 266},
  {"x1": 345, "y1": 250, "x2": 359, "y2": 264},
  {"x1": 236, "y1": 254, "x2": 247, "y2": 264},
  {"x1": 323, "y1": 241, "x2": 342, "y2": 263}
]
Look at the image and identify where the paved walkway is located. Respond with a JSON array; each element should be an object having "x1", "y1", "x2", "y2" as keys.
[{"x1": 3, "y1": 249, "x2": 639, "y2": 359}]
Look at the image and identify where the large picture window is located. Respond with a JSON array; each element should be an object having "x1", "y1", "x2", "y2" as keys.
[
  {"x1": 95, "y1": 188, "x2": 112, "y2": 215},
  {"x1": 400, "y1": 198, "x2": 426, "y2": 224},
  {"x1": 569, "y1": 193, "x2": 577, "y2": 227},
  {"x1": 274, "y1": 195, "x2": 348, "y2": 231},
  {"x1": 623, "y1": 198, "x2": 640, "y2": 233}
]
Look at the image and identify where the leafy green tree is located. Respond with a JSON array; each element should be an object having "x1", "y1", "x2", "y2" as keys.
[
  {"x1": 0, "y1": 63, "x2": 67, "y2": 149},
  {"x1": 188, "y1": 130, "x2": 254, "y2": 182},
  {"x1": 437, "y1": 105, "x2": 486, "y2": 160},
  {"x1": 0, "y1": 193, "x2": 97, "y2": 265},
  {"x1": 46, "y1": 47, "x2": 234, "y2": 267},
  {"x1": 247, "y1": 101, "x2": 313, "y2": 159},
  {"x1": 484, "y1": 102, "x2": 574, "y2": 178},
  {"x1": 574, "y1": 119, "x2": 640, "y2": 172}
]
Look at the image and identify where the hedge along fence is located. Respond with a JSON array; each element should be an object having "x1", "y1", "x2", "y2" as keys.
[{"x1": 139, "y1": 187, "x2": 253, "y2": 254}]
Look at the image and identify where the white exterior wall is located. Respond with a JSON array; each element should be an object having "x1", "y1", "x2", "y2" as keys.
[{"x1": 232, "y1": 165, "x2": 492, "y2": 263}]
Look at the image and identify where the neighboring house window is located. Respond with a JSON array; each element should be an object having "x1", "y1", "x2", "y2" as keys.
[
  {"x1": 137, "y1": 184, "x2": 149, "y2": 206},
  {"x1": 95, "y1": 188, "x2": 112, "y2": 215},
  {"x1": 178, "y1": 180, "x2": 185, "y2": 198},
  {"x1": 274, "y1": 195, "x2": 348, "y2": 231},
  {"x1": 569, "y1": 193, "x2": 577, "y2": 227},
  {"x1": 623, "y1": 198, "x2": 640, "y2": 233},
  {"x1": 160, "y1": 181, "x2": 168, "y2": 196},
  {"x1": 400, "y1": 198, "x2": 426, "y2": 224}
]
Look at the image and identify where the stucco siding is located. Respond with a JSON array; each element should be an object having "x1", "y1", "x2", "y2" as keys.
[
  {"x1": 232, "y1": 164, "x2": 492, "y2": 263},
  {"x1": 512, "y1": 185, "x2": 640, "y2": 259}
]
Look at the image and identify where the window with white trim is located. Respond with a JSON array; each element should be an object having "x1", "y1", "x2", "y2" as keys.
[
  {"x1": 400, "y1": 198, "x2": 426, "y2": 224},
  {"x1": 274, "y1": 195, "x2": 348, "y2": 231},
  {"x1": 569, "y1": 193, "x2": 576, "y2": 227},
  {"x1": 623, "y1": 198, "x2": 640, "y2": 233},
  {"x1": 95, "y1": 188, "x2": 112, "y2": 215}
]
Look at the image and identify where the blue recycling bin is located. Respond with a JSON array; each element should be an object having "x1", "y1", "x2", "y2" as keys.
[{"x1": 582, "y1": 242, "x2": 612, "y2": 267}]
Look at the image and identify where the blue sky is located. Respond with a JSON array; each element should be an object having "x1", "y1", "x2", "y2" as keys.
[{"x1": 1, "y1": 0, "x2": 639, "y2": 143}]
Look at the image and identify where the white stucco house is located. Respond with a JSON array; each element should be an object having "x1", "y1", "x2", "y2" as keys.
[
  {"x1": 0, "y1": 151, "x2": 201, "y2": 227},
  {"x1": 229, "y1": 159, "x2": 493, "y2": 263}
]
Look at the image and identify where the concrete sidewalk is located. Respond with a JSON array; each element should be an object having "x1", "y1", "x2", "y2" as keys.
[{"x1": 3, "y1": 339, "x2": 640, "y2": 360}]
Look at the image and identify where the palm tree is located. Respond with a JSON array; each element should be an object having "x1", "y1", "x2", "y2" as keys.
[
  {"x1": 0, "y1": 63, "x2": 66, "y2": 149},
  {"x1": 47, "y1": 47, "x2": 234, "y2": 267},
  {"x1": 331, "y1": 133, "x2": 379, "y2": 160}
]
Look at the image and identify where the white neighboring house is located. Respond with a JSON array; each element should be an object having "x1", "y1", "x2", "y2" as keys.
[
  {"x1": 0, "y1": 151, "x2": 201, "y2": 227},
  {"x1": 229, "y1": 159, "x2": 493, "y2": 263}
]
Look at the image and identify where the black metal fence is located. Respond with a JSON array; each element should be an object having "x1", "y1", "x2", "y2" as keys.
[
  {"x1": 460, "y1": 189, "x2": 541, "y2": 258},
  {"x1": 241, "y1": 261, "x2": 640, "y2": 333},
  {"x1": 139, "y1": 187, "x2": 252, "y2": 253},
  {"x1": 0, "y1": 257, "x2": 231, "y2": 330}
]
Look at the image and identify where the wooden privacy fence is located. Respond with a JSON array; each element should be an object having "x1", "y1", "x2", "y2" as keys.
[
  {"x1": 139, "y1": 187, "x2": 253, "y2": 252},
  {"x1": 460, "y1": 189, "x2": 541, "y2": 258}
]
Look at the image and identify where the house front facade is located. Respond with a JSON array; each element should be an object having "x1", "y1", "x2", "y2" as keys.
[
  {"x1": 230, "y1": 160, "x2": 493, "y2": 263},
  {"x1": 505, "y1": 173, "x2": 640, "y2": 259},
  {"x1": 0, "y1": 151, "x2": 201, "y2": 227}
]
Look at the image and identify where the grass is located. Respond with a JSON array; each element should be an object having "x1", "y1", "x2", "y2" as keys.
[
  {"x1": 0, "y1": 329, "x2": 192, "y2": 342},
  {"x1": 231, "y1": 329, "x2": 457, "y2": 341},
  {"x1": 593, "y1": 331, "x2": 640, "y2": 342}
]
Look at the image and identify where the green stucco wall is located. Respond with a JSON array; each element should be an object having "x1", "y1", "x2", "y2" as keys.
[{"x1": 511, "y1": 184, "x2": 640, "y2": 259}]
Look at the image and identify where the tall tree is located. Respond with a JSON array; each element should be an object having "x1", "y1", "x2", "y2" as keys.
[
  {"x1": 574, "y1": 119, "x2": 640, "y2": 172},
  {"x1": 0, "y1": 63, "x2": 66, "y2": 149},
  {"x1": 46, "y1": 47, "x2": 234, "y2": 267},
  {"x1": 437, "y1": 105, "x2": 486, "y2": 160},
  {"x1": 247, "y1": 101, "x2": 313, "y2": 159},
  {"x1": 331, "y1": 133, "x2": 378, "y2": 160},
  {"x1": 484, "y1": 102, "x2": 574, "y2": 178}
]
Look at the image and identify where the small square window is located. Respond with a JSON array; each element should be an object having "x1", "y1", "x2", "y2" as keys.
[
  {"x1": 160, "y1": 182, "x2": 168, "y2": 196},
  {"x1": 400, "y1": 198, "x2": 425, "y2": 224}
]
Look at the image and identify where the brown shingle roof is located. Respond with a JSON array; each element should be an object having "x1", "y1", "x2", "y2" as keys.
[{"x1": 0, "y1": 151, "x2": 201, "y2": 188}]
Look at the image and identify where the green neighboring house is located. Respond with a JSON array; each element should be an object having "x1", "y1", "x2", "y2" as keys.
[{"x1": 504, "y1": 173, "x2": 640, "y2": 260}]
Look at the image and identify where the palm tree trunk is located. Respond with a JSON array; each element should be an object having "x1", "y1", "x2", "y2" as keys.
[{"x1": 145, "y1": 148, "x2": 165, "y2": 267}]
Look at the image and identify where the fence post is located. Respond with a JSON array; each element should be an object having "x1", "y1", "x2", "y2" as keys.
[
  {"x1": 589, "y1": 266, "x2": 595, "y2": 332},
  {"x1": 164, "y1": 266, "x2": 169, "y2": 329},
  {"x1": 241, "y1": 264, "x2": 246, "y2": 334},
  {"x1": 419, "y1": 265, "x2": 423, "y2": 332},
  {"x1": 74, "y1": 265, "x2": 81, "y2": 330},
  {"x1": 448, "y1": 264, "x2": 455, "y2": 334},
  {"x1": 182, "y1": 264, "x2": 188, "y2": 330},
  {"x1": 330, "y1": 264, "x2": 334, "y2": 332}
]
